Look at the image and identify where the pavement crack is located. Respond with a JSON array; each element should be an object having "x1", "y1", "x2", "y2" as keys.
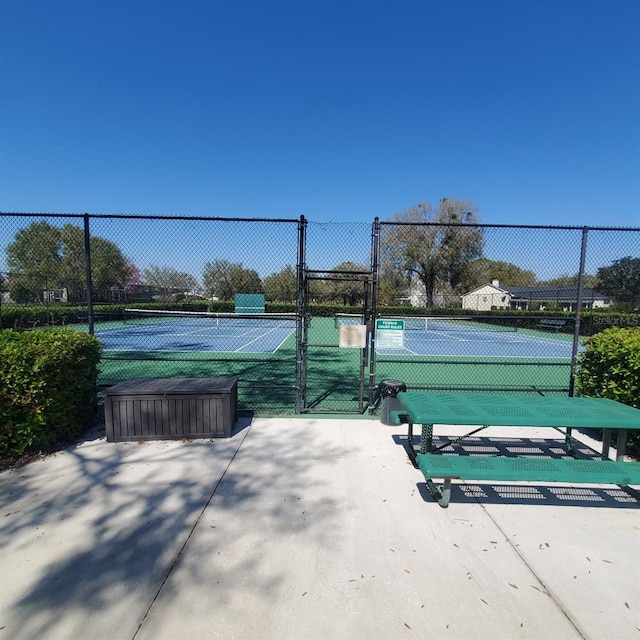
[
  {"x1": 478, "y1": 502, "x2": 589, "y2": 640},
  {"x1": 129, "y1": 425, "x2": 253, "y2": 640}
]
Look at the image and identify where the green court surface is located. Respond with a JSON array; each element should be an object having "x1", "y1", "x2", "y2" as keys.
[{"x1": 98, "y1": 317, "x2": 574, "y2": 414}]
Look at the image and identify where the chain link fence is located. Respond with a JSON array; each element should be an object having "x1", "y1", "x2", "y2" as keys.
[
  {"x1": 370, "y1": 222, "x2": 640, "y2": 403},
  {"x1": 1, "y1": 212, "x2": 639, "y2": 414},
  {"x1": 0, "y1": 212, "x2": 302, "y2": 413}
]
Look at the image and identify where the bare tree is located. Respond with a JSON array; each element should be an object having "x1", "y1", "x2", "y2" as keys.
[
  {"x1": 142, "y1": 265, "x2": 199, "y2": 301},
  {"x1": 381, "y1": 199, "x2": 484, "y2": 310},
  {"x1": 202, "y1": 260, "x2": 263, "y2": 301}
]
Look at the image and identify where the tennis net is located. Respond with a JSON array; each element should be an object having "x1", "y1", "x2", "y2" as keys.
[
  {"x1": 335, "y1": 313, "x2": 518, "y2": 333},
  {"x1": 123, "y1": 308, "x2": 297, "y2": 329}
]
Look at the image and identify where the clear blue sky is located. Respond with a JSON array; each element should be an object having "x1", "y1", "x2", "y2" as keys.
[{"x1": 1, "y1": 0, "x2": 639, "y2": 227}]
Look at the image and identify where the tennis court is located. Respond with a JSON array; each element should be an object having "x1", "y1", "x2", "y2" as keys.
[
  {"x1": 329, "y1": 314, "x2": 579, "y2": 359},
  {"x1": 96, "y1": 310, "x2": 297, "y2": 354},
  {"x1": 374, "y1": 317, "x2": 578, "y2": 359},
  {"x1": 95, "y1": 313, "x2": 581, "y2": 413},
  {"x1": 368, "y1": 315, "x2": 578, "y2": 398}
]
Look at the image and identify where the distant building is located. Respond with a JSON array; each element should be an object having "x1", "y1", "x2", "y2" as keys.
[
  {"x1": 460, "y1": 280, "x2": 510, "y2": 311},
  {"x1": 461, "y1": 280, "x2": 611, "y2": 312},
  {"x1": 43, "y1": 288, "x2": 68, "y2": 303}
]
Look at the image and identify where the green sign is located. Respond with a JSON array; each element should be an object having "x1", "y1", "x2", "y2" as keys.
[
  {"x1": 376, "y1": 319, "x2": 405, "y2": 349},
  {"x1": 376, "y1": 319, "x2": 405, "y2": 331}
]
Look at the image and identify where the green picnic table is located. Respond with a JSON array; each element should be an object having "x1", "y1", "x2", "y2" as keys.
[{"x1": 395, "y1": 392, "x2": 640, "y2": 507}]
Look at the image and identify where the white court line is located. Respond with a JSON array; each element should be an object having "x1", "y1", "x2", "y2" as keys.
[
  {"x1": 154, "y1": 325, "x2": 291, "y2": 351},
  {"x1": 374, "y1": 349, "x2": 572, "y2": 359},
  {"x1": 375, "y1": 346, "x2": 419, "y2": 355},
  {"x1": 234, "y1": 326, "x2": 294, "y2": 353},
  {"x1": 272, "y1": 330, "x2": 294, "y2": 352}
]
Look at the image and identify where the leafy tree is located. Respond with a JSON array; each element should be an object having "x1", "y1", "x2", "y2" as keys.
[
  {"x1": 5, "y1": 221, "x2": 63, "y2": 300},
  {"x1": 9, "y1": 280, "x2": 38, "y2": 304},
  {"x1": 381, "y1": 199, "x2": 484, "y2": 310},
  {"x1": 142, "y1": 265, "x2": 199, "y2": 300},
  {"x1": 263, "y1": 265, "x2": 297, "y2": 302},
  {"x1": 464, "y1": 258, "x2": 537, "y2": 290},
  {"x1": 596, "y1": 257, "x2": 640, "y2": 309},
  {"x1": 378, "y1": 265, "x2": 411, "y2": 305},
  {"x1": 326, "y1": 262, "x2": 369, "y2": 306},
  {"x1": 5, "y1": 221, "x2": 130, "y2": 302},
  {"x1": 202, "y1": 260, "x2": 263, "y2": 300},
  {"x1": 59, "y1": 224, "x2": 130, "y2": 300}
]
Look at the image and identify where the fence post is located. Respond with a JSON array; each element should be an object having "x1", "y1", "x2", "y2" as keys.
[
  {"x1": 569, "y1": 227, "x2": 588, "y2": 396},
  {"x1": 368, "y1": 217, "x2": 381, "y2": 412},
  {"x1": 295, "y1": 215, "x2": 308, "y2": 413},
  {"x1": 83, "y1": 213, "x2": 94, "y2": 335}
]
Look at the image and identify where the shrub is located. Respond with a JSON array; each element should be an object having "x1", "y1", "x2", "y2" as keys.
[
  {"x1": 576, "y1": 326, "x2": 640, "y2": 456},
  {"x1": 0, "y1": 329, "x2": 102, "y2": 457},
  {"x1": 576, "y1": 327, "x2": 640, "y2": 407}
]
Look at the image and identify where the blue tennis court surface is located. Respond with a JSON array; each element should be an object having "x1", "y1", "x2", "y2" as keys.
[
  {"x1": 96, "y1": 316, "x2": 295, "y2": 354},
  {"x1": 376, "y1": 327, "x2": 578, "y2": 358}
]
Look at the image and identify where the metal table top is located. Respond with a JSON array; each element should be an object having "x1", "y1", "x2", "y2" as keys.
[{"x1": 397, "y1": 392, "x2": 640, "y2": 430}]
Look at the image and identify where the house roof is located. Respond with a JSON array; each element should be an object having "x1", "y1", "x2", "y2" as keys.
[
  {"x1": 462, "y1": 284, "x2": 610, "y2": 302},
  {"x1": 463, "y1": 283, "x2": 509, "y2": 296},
  {"x1": 499, "y1": 286, "x2": 609, "y2": 302}
]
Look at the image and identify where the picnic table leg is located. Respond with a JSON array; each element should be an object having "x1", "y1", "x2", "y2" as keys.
[
  {"x1": 406, "y1": 422, "x2": 434, "y2": 467},
  {"x1": 420, "y1": 423, "x2": 433, "y2": 454},
  {"x1": 600, "y1": 429, "x2": 627, "y2": 461},
  {"x1": 406, "y1": 421, "x2": 418, "y2": 467},
  {"x1": 439, "y1": 479, "x2": 452, "y2": 508},
  {"x1": 425, "y1": 478, "x2": 452, "y2": 508},
  {"x1": 565, "y1": 427, "x2": 573, "y2": 452},
  {"x1": 602, "y1": 429, "x2": 612, "y2": 459},
  {"x1": 616, "y1": 429, "x2": 628, "y2": 462}
]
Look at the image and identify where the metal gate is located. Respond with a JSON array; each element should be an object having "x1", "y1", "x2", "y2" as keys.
[{"x1": 295, "y1": 219, "x2": 378, "y2": 414}]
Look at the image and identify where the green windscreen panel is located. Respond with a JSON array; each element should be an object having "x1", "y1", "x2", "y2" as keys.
[{"x1": 235, "y1": 293, "x2": 265, "y2": 314}]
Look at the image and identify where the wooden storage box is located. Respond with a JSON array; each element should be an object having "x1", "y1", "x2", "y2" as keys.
[{"x1": 105, "y1": 377, "x2": 238, "y2": 442}]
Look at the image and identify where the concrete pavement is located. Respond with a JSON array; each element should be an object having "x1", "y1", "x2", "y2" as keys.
[{"x1": 1, "y1": 417, "x2": 639, "y2": 639}]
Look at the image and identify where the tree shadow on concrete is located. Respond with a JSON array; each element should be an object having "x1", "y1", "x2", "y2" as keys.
[{"x1": 1, "y1": 416, "x2": 348, "y2": 640}]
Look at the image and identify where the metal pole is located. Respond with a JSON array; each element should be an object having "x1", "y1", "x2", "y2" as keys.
[
  {"x1": 568, "y1": 227, "x2": 588, "y2": 396},
  {"x1": 368, "y1": 217, "x2": 381, "y2": 413},
  {"x1": 83, "y1": 214, "x2": 95, "y2": 335},
  {"x1": 295, "y1": 215, "x2": 308, "y2": 413}
]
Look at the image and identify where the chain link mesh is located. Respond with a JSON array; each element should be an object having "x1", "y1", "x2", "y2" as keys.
[
  {"x1": 373, "y1": 223, "x2": 639, "y2": 398},
  {"x1": 1, "y1": 213, "x2": 638, "y2": 414},
  {"x1": 1, "y1": 213, "x2": 301, "y2": 413}
]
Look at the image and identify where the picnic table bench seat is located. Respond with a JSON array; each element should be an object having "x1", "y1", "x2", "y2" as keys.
[{"x1": 417, "y1": 453, "x2": 640, "y2": 507}]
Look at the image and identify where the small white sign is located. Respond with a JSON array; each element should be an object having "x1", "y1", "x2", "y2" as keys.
[{"x1": 339, "y1": 324, "x2": 367, "y2": 348}]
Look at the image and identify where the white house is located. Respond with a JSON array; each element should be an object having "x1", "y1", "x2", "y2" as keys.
[
  {"x1": 461, "y1": 280, "x2": 510, "y2": 311},
  {"x1": 461, "y1": 280, "x2": 611, "y2": 312}
]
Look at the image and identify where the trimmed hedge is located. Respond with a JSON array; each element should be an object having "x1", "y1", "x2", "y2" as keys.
[
  {"x1": 0, "y1": 305, "x2": 80, "y2": 329},
  {"x1": 0, "y1": 329, "x2": 102, "y2": 457},
  {"x1": 576, "y1": 326, "x2": 640, "y2": 457}
]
